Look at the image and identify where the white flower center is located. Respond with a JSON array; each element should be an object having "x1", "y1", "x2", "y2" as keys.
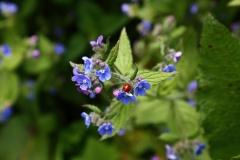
[
  {"x1": 101, "y1": 70, "x2": 105, "y2": 73},
  {"x1": 139, "y1": 85, "x2": 142, "y2": 89},
  {"x1": 83, "y1": 80, "x2": 86, "y2": 83}
]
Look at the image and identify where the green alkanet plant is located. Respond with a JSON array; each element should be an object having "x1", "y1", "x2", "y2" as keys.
[{"x1": 70, "y1": 28, "x2": 176, "y2": 138}]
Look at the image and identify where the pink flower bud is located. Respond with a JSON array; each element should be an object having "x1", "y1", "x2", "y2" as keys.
[
  {"x1": 99, "y1": 62, "x2": 105, "y2": 67},
  {"x1": 94, "y1": 59, "x2": 99, "y2": 64},
  {"x1": 137, "y1": 76, "x2": 143, "y2": 82},
  {"x1": 94, "y1": 87, "x2": 102, "y2": 94},
  {"x1": 32, "y1": 50, "x2": 40, "y2": 58},
  {"x1": 113, "y1": 90, "x2": 120, "y2": 98}
]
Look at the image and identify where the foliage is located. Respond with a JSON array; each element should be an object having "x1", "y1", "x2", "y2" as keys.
[{"x1": 0, "y1": 0, "x2": 239, "y2": 160}]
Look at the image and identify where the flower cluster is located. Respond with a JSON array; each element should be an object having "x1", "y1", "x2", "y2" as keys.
[
  {"x1": 71, "y1": 36, "x2": 112, "y2": 96},
  {"x1": 115, "y1": 77, "x2": 151, "y2": 104},
  {"x1": 165, "y1": 140, "x2": 206, "y2": 160}
]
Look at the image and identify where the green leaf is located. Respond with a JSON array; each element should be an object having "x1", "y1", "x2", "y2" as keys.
[
  {"x1": 0, "y1": 116, "x2": 29, "y2": 160},
  {"x1": 0, "y1": 72, "x2": 19, "y2": 110},
  {"x1": 232, "y1": 155, "x2": 240, "y2": 160},
  {"x1": 159, "y1": 100, "x2": 200, "y2": 142},
  {"x1": 136, "y1": 69, "x2": 177, "y2": 85},
  {"x1": 197, "y1": 14, "x2": 240, "y2": 160},
  {"x1": 133, "y1": 99, "x2": 170, "y2": 125},
  {"x1": 82, "y1": 104, "x2": 102, "y2": 113},
  {"x1": 73, "y1": 137, "x2": 119, "y2": 160},
  {"x1": 228, "y1": 0, "x2": 240, "y2": 6},
  {"x1": 105, "y1": 41, "x2": 119, "y2": 67},
  {"x1": 114, "y1": 28, "x2": 133, "y2": 74}
]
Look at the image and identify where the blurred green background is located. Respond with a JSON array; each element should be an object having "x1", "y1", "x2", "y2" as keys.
[{"x1": 0, "y1": 0, "x2": 239, "y2": 159}]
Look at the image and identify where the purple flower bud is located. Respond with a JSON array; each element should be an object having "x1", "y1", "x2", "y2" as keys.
[
  {"x1": 168, "y1": 15, "x2": 175, "y2": 22},
  {"x1": 26, "y1": 79, "x2": 35, "y2": 88},
  {"x1": 90, "y1": 35, "x2": 103, "y2": 47},
  {"x1": 32, "y1": 50, "x2": 40, "y2": 58},
  {"x1": 113, "y1": 90, "x2": 120, "y2": 98},
  {"x1": 137, "y1": 76, "x2": 143, "y2": 82},
  {"x1": 151, "y1": 156, "x2": 160, "y2": 160},
  {"x1": 99, "y1": 62, "x2": 105, "y2": 67},
  {"x1": 77, "y1": 86, "x2": 90, "y2": 95},
  {"x1": 94, "y1": 59, "x2": 99, "y2": 64},
  {"x1": 29, "y1": 35, "x2": 38, "y2": 44},
  {"x1": 94, "y1": 87, "x2": 102, "y2": 94},
  {"x1": 231, "y1": 22, "x2": 240, "y2": 31}
]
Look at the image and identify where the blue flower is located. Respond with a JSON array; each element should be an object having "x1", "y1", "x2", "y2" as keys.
[
  {"x1": 54, "y1": 43, "x2": 66, "y2": 54},
  {"x1": 162, "y1": 64, "x2": 176, "y2": 72},
  {"x1": 165, "y1": 145, "x2": 179, "y2": 160},
  {"x1": 98, "y1": 123, "x2": 115, "y2": 136},
  {"x1": 173, "y1": 51, "x2": 182, "y2": 62},
  {"x1": 0, "y1": 2, "x2": 18, "y2": 14},
  {"x1": 81, "y1": 112, "x2": 91, "y2": 128},
  {"x1": 1, "y1": 44, "x2": 12, "y2": 56},
  {"x1": 121, "y1": 3, "x2": 129, "y2": 14},
  {"x1": 188, "y1": 99, "x2": 196, "y2": 107},
  {"x1": 82, "y1": 56, "x2": 94, "y2": 74},
  {"x1": 194, "y1": 143, "x2": 206, "y2": 156},
  {"x1": 72, "y1": 75, "x2": 91, "y2": 90},
  {"x1": 190, "y1": 3, "x2": 198, "y2": 15},
  {"x1": 90, "y1": 35, "x2": 103, "y2": 47},
  {"x1": 95, "y1": 66, "x2": 111, "y2": 82},
  {"x1": 187, "y1": 80, "x2": 197, "y2": 93},
  {"x1": 139, "y1": 20, "x2": 152, "y2": 36},
  {"x1": 116, "y1": 91, "x2": 136, "y2": 104},
  {"x1": 1, "y1": 107, "x2": 13, "y2": 122},
  {"x1": 118, "y1": 128, "x2": 125, "y2": 136},
  {"x1": 134, "y1": 80, "x2": 151, "y2": 96}
]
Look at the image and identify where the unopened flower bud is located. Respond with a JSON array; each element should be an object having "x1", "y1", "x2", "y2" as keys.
[
  {"x1": 94, "y1": 87, "x2": 102, "y2": 94},
  {"x1": 137, "y1": 76, "x2": 143, "y2": 82},
  {"x1": 113, "y1": 90, "x2": 120, "y2": 98},
  {"x1": 32, "y1": 50, "x2": 40, "y2": 58},
  {"x1": 99, "y1": 62, "x2": 105, "y2": 67}
]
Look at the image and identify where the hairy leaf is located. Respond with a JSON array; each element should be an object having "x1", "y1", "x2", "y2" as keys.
[
  {"x1": 137, "y1": 69, "x2": 176, "y2": 85},
  {"x1": 0, "y1": 72, "x2": 19, "y2": 110},
  {"x1": 197, "y1": 14, "x2": 240, "y2": 160},
  {"x1": 114, "y1": 28, "x2": 133, "y2": 74},
  {"x1": 105, "y1": 41, "x2": 119, "y2": 67}
]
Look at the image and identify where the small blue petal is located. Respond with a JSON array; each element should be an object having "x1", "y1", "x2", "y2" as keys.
[
  {"x1": 54, "y1": 43, "x2": 66, "y2": 54},
  {"x1": 162, "y1": 64, "x2": 176, "y2": 72},
  {"x1": 81, "y1": 112, "x2": 90, "y2": 128}
]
